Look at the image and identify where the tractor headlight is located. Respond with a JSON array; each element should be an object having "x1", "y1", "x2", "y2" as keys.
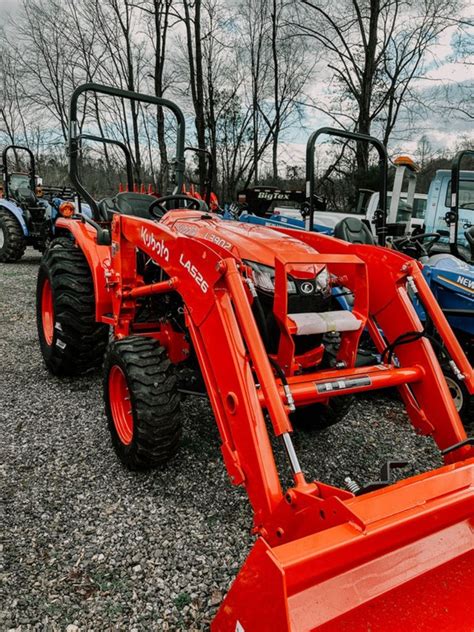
[
  {"x1": 245, "y1": 260, "x2": 297, "y2": 295},
  {"x1": 59, "y1": 201, "x2": 75, "y2": 218}
]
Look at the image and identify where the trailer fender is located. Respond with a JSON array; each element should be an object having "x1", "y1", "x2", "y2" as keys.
[{"x1": 0, "y1": 200, "x2": 29, "y2": 236}]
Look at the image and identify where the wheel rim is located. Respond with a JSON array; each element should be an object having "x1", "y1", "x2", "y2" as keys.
[
  {"x1": 41, "y1": 278, "x2": 54, "y2": 346},
  {"x1": 0, "y1": 226, "x2": 4, "y2": 249},
  {"x1": 445, "y1": 376, "x2": 463, "y2": 412},
  {"x1": 109, "y1": 365, "x2": 133, "y2": 445}
]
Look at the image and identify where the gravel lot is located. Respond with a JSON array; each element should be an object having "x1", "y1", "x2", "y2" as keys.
[{"x1": 1, "y1": 249, "x2": 442, "y2": 631}]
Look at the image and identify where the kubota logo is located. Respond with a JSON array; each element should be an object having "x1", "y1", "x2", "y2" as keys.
[{"x1": 140, "y1": 226, "x2": 169, "y2": 262}]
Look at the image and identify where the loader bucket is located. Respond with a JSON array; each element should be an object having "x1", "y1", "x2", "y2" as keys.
[{"x1": 212, "y1": 459, "x2": 474, "y2": 632}]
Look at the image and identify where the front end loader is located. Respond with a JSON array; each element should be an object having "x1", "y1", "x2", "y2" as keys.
[{"x1": 36, "y1": 84, "x2": 474, "y2": 631}]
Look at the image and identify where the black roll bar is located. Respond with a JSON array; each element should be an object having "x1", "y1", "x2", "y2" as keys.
[
  {"x1": 447, "y1": 149, "x2": 474, "y2": 259},
  {"x1": 305, "y1": 127, "x2": 388, "y2": 246},
  {"x1": 78, "y1": 134, "x2": 134, "y2": 193},
  {"x1": 68, "y1": 83, "x2": 186, "y2": 221},
  {"x1": 1, "y1": 145, "x2": 36, "y2": 199}
]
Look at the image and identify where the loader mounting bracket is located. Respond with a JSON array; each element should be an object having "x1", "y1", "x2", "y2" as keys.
[{"x1": 356, "y1": 460, "x2": 410, "y2": 495}]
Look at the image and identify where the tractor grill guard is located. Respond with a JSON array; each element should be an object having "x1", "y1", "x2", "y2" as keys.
[{"x1": 57, "y1": 211, "x2": 474, "y2": 631}]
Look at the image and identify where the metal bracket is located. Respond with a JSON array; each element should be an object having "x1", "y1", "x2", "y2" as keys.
[{"x1": 356, "y1": 460, "x2": 410, "y2": 495}]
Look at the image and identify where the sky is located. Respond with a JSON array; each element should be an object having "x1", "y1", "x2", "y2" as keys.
[
  {"x1": 281, "y1": 12, "x2": 473, "y2": 164},
  {"x1": 0, "y1": 0, "x2": 17, "y2": 20},
  {"x1": 0, "y1": 0, "x2": 472, "y2": 166}
]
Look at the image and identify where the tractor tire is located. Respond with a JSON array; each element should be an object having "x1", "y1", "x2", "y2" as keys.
[
  {"x1": 36, "y1": 237, "x2": 108, "y2": 375},
  {"x1": 444, "y1": 371, "x2": 473, "y2": 434},
  {"x1": 291, "y1": 395, "x2": 354, "y2": 431},
  {"x1": 0, "y1": 208, "x2": 26, "y2": 262},
  {"x1": 103, "y1": 337, "x2": 182, "y2": 470}
]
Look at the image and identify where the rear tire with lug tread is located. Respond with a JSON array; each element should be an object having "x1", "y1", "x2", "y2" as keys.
[
  {"x1": 443, "y1": 371, "x2": 473, "y2": 434},
  {"x1": 103, "y1": 336, "x2": 182, "y2": 470},
  {"x1": 36, "y1": 237, "x2": 108, "y2": 375},
  {"x1": 0, "y1": 209, "x2": 26, "y2": 262}
]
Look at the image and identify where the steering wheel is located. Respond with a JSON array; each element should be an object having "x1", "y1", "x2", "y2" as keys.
[
  {"x1": 393, "y1": 232, "x2": 441, "y2": 258},
  {"x1": 148, "y1": 194, "x2": 208, "y2": 219}
]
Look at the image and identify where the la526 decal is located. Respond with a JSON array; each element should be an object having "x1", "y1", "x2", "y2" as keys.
[{"x1": 179, "y1": 254, "x2": 209, "y2": 293}]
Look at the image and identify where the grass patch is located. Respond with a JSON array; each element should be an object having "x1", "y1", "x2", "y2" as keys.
[{"x1": 174, "y1": 592, "x2": 191, "y2": 610}]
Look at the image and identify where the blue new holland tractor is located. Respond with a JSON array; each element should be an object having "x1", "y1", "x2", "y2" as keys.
[{"x1": 0, "y1": 145, "x2": 56, "y2": 261}]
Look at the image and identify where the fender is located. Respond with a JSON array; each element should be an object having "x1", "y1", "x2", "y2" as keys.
[
  {"x1": 55, "y1": 217, "x2": 113, "y2": 320},
  {"x1": 0, "y1": 200, "x2": 29, "y2": 236}
]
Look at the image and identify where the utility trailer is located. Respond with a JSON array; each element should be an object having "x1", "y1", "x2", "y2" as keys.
[{"x1": 36, "y1": 84, "x2": 474, "y2": 631}]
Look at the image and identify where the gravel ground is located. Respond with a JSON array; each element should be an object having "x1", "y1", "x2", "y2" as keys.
[{"x1": 1, "y1": 249, "x2": 442, "y2": 631}]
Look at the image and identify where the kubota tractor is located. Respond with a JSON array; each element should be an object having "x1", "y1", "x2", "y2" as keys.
[{"x1": 37, "y1": 84, "x2": 474, "y2": 631}]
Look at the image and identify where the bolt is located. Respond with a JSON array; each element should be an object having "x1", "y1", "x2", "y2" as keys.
[{"x1": 344, "y1": 476, "x2": 361, "y2": 494}]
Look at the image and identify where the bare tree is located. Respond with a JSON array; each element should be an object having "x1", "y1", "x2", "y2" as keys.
[
  {"x1": 298, "y1": 0, "x2": 462, "y2": 170},
  {"x1": 178, "y1": 0, "x2": 207, "y2": 192},
  {"x1": 0, "y1": 41, "x2": 30, "y2": 147},
  {"x1": 262, "y1": 0, "x2": 314, "y2": 181}
]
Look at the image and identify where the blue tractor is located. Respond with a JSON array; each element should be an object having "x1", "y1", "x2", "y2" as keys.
[
  {"x1": 0, "y1": 144, "x2": 100, "y2": 262},
  {"x1": 394, "y1": 151, "x2": 473, "y2": 418},
  {"x1": 0, "y1": 145, "x2": 55, "y2": 261}
]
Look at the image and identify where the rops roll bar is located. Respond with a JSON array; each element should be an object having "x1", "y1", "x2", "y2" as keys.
[
  {"x1": 305, "y1": 127, "x2": 388, "y2": 246},
  {"x1": 1, "y1": 145, "x2": 36, "y2": 199},
  {"x1": 68, "y1": 83, "x2": 186, "y2": 221},
  {"x1": 78, "y1": 134, "x2": 134, "y2": 193},
  {"x1": 446, "y1": 149, "x2": 474, "y2": 259}
]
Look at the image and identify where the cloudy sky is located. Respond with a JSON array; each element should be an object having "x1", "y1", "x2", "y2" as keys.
[
  {"x1": 1, "y1": 0, "x2": 472, "y2": 164},
  {"x1": 282, "y1": 11, "x2": 473, "y2": 164}
]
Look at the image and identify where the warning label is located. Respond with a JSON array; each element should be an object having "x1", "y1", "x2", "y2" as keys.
[{"x1": 316, "y1": 376, "x2": 371, "y2": 393}]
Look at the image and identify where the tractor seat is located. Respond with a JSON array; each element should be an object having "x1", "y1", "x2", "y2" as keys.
[
  {"x1": 15, "y1": 186, "x2": 37, "y2": 206},
  {"x1": 334, "y1": 217, "x2": 375, "y2": 245},
  {"x1": 97, "y1": 192, "x2": 161, "y2": 221},
  {"x1": 114, "y1": 192, "x2": 159, "y2": 219}
]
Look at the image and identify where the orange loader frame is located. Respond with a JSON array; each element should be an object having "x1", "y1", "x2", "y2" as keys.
[
  {"x1": 50, "y1": 83, "x2": 473, "y2": 630},
  {"x1": 55, "y1": 208, "x2": 474, "y2": 631}
]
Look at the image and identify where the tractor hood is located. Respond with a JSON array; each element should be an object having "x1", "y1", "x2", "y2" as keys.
[
  {"x1": 427, "y1": 252, "x2": 474, "y2": 276},
  {"x1": 163, "y1": 210, "x2": 320, "y2": 272}
]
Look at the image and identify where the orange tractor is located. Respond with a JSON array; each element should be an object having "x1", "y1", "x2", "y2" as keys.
[{"x1": 37, "y1": 84, "x2": 474, "y2": 630}]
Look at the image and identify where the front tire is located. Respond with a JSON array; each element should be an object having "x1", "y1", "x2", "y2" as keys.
[
  {"x1": 36, "y1": 237, "x2": 108, "y2": 375},
  {"x1": 444, "y1": 371, "x2": 473, "y2": 433},
  {"x1": 0, "y1": 209, "x2": 26, "y2": 262},
  {"x1": 103, "y1": 337, "x2": 182, "y2": 469}
]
